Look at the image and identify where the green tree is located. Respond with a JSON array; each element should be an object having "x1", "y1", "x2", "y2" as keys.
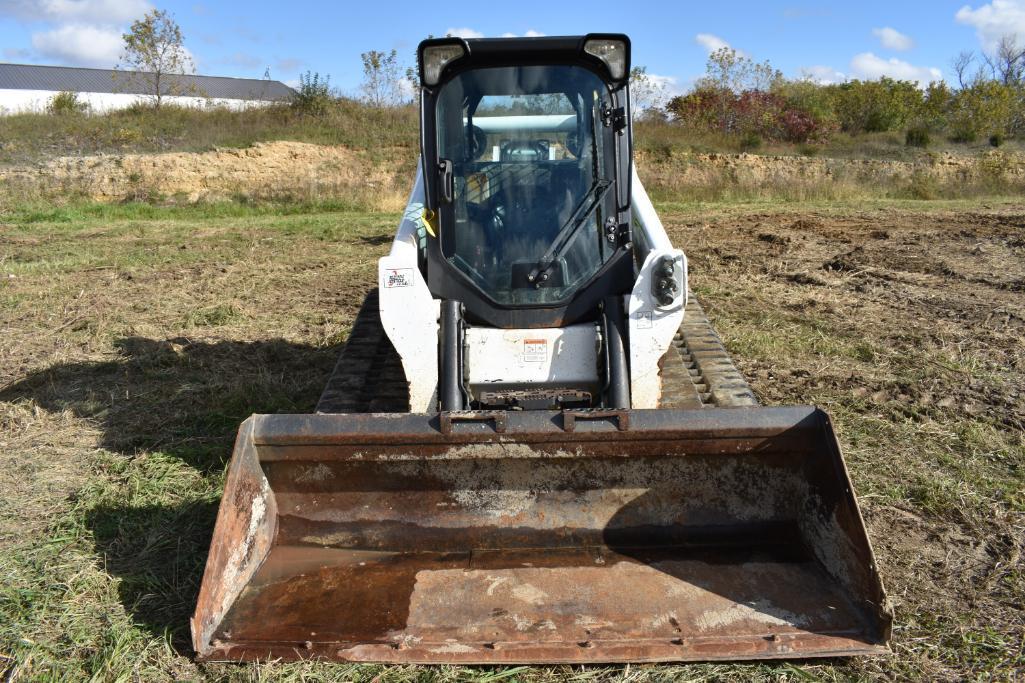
[
  {"x1": 693, "y1": 47, "x2": 782, "y2": 132},
  {"x1": 829, "y1": 78, "x2": 922, "y2": 133},
  {"x1": 949, "y1": 80, "x2": 1015, "y2": 141},
  {"x1": 772, "y1": 77, "x2": 839, "y2": 131},
  {"x1": 915, "y1": 81, "x2": 953, "y2": 132},
  {"x1": 699, "y1": 47, "x2": 782, "y2": 94},
  {"x1": 360, "y1": 49, "x2": 402, "y2": 107},
  {"x1": 115, "y1": 9, "x2": 195, "y2": 109}
]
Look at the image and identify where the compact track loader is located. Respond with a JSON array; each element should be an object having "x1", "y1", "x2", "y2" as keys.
[{"x1": 193, "y1": 34, "x2": 891, "y2": 664}]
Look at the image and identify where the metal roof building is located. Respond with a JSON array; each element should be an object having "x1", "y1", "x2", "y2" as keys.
[{"x1": 0, "y1": 62, "x2": 295, "y2": 113}]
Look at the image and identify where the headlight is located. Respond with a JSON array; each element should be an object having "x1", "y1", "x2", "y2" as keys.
[
  {"x1": 584, "y1": 38, "x2": 627, "y2": 80},
  {"x1": 422, "y1": 43, "x2": 466, "y2": 86}
]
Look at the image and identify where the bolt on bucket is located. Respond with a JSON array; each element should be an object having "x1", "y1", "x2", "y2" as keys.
[{"x1": 192, "y1": 406, "x2": 891, "y2": 663}]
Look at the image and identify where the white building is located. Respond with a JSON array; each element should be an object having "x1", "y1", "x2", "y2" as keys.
[{"x1": 0, "y1": 63, "x2": 295, "y2": 114}]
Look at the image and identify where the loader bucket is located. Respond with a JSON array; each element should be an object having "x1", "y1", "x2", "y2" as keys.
[{"x1": 192, "y1": 406, "x2": 891, "y2": 663}]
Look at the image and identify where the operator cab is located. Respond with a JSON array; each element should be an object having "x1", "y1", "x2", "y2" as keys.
[{"x1": 418, "y1": 35, "x2": 634, "y2": 328}]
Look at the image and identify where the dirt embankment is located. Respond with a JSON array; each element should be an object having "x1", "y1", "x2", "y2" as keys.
[
  {"x1": 2, "y1": 141, "x2": 1025, "y2": 204},
  {"x1": 639, "y1": 149, "x2": 1025, "y2": 191},
  {"x1": 0, "y1": 141, "x2": 416, "y2": 209}
]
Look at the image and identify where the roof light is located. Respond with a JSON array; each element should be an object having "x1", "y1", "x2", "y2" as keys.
[
  {"x1": 422, "y1": 43, "x2": 465, "y2": 86},
  {"x1": 584, "y1": 38, "x2": 627, "y2": 80}
]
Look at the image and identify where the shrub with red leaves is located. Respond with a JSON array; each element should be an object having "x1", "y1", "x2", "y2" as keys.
[{"x1": 666, "y1": 87, "x2": 828, "y2": 143}]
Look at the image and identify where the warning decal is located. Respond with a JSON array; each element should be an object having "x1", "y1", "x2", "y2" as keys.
[{"x1": 522, "y1": 339, "x2": 548, "y2": 363}]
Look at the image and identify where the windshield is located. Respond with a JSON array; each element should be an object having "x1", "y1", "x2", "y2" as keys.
[{"x1": 436, "y1": 65, "x2": 616, "y2": 306}]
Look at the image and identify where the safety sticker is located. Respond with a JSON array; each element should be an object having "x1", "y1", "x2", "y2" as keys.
[
  {"x1": 384, "y1": 268, "x2": 413, "y2": 288},
  {"x1": 522, "y1": 339, "x2": 548, "y2": 363},
  {"x1": 637, "y1": 311, "x2": 654, "y2": 329}
]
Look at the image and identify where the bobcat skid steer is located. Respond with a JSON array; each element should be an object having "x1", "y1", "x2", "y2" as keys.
[{"x1": 192, "y1": 34, "x2": 891, "y2": 664}]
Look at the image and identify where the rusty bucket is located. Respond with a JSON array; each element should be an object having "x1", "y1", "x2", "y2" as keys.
[{"x1": 192, "y1": 406, "x2": 890, "y2": 663}]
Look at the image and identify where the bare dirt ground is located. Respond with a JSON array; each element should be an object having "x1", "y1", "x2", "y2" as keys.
[
  {"x1": 666, "y1": 204, "x2": 1025, "y2": 679},
  {"x1": 1, "y1": 200, "x2": 1023, "y2": 681}
]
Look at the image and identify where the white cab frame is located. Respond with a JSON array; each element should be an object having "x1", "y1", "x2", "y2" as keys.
[
  {"x1": 626, "y1": 168, "x2": 687, "y2": 409},
  {"x1": 378, "y1": 165, "x2": 440, "y2": 412}
]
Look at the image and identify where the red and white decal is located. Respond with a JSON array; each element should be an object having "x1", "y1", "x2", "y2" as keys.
[{"x1": 522, "y1": 338, "x2": 548, "y2": 363}]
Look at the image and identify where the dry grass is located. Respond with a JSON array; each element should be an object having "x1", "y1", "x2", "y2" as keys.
[
  {"x1": 0, "y1": 100, "x2": 419, "y2": 166},
  {"x1": 1, "y1": 199, "x2": 1023, "y2": 681}
]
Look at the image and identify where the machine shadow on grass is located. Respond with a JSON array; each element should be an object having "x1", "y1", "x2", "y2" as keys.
[
  {"x1": 85, "y1": 500, "x2": 219, "y2": 651},
  {"x1": 0, "y1": 336, "x2": 342, "y2": 472},
  {"x1": 0, "y1": 336, "x2": 342, "y2": 649}
]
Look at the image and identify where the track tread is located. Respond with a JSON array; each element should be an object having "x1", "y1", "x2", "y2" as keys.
[
  {"x1": 658, "y1": 294, "x2": 758, "y2": 409},
  {"x1": 316, "y1": 289, "x2": 410, "y2": 414}
]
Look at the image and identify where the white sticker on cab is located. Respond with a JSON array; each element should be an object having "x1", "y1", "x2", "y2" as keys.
[{"x1": 384, "y1": 268, "x2": 413, "y2": 288}]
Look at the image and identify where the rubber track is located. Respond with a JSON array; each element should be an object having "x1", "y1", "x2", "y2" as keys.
[
  {"x1": 659, "y1": 294, "x2": 759, "y2": 409},
  {"x1": 317, "y1": 290, "x2": 755, "y2": 414},
  {"x1": 316, "y1": 289, "x2": 410, "y2": 414}
]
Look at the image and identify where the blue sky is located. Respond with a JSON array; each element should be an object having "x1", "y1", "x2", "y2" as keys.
[{"x1": 1, "y1": 0, "x2": 1024, "y2": 93}]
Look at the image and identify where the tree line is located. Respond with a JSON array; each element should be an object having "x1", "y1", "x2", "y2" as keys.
[{"x1": 633, "y1": 39, "x2": 1025, "y2": 148}]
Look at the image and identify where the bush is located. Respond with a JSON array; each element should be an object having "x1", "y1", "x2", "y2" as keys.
[
  {"x1": 291, "y1": 71, "x2": 333, "y2": 117},
  {"x1": 739, "y1": 131, "x2": 762, "y2": 150},
  {"x1": 903, "y1": 172, "x2": 940, "y2": 200},
  {"x1": 949, "y1": 126, "x2": 978, "y2": 143},
  {"x1": 948, "y1": 81, "x2": 1014, "y2": 144},
  {"x1": 906, "y1": 127, "x2": 931, "y2": 148},
  {"x1": 989, "y1": 133, "x2": 1004, "y2": 147},
  {"x1": 830, "y1": 78, "x2": 922, "y2": 133},
  {"x1": 667, "y1": 86, "x2": 827, "y2": 143},
  {"x1": 47, "y1": 91, "x2": 87, "y2": 116}
]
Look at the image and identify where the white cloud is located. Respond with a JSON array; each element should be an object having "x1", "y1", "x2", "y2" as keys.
[
  {"x1": 2, "y1": 0, "x2": 157, "y2": 68},
  {"x1": 396, "y1": 77, "x2": 416, "y2": 102},
  {"x1": 645, "y1": 73, "x2": 680, "y2": 91},
  {"x1": 444, "y1": 27, "x2": 484, "y2": 38},
  {"x1": 849, "y1": 52, "x2": 942, "y2": 85},
  {"x1": 0, "y1": 0, "x2": 151, "y2": 23},
  {"x1": 955, "y1": 0, "x2": 1025, "y2": 52},
  {"x1": 695, "y1": 33, "x2": 730, "y2": 53},
  {"x1": 872, "y1": 26, "x2": 914, "y2": 51},
  {"x1": 496, "y1": 29, "x2": 549, "y2": 38},
  {"x1": 31, "y1": 23, "x2": 123, "y2": 67},
  {"x1": 801, "y1": 65, "x2": 847, "y2": 84}
]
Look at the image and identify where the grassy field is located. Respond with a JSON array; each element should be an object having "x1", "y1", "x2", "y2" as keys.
[{"x1": 1, "y1": 198, "x2": 1023, "y2": 681}]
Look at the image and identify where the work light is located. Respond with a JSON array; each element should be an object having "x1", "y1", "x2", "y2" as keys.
[
  {"x1": 422, "y1": 43, "x2": 466, "y2": 86},
  {"x1": 583, "y1": 38, "x2": 627, "y2": 80}
]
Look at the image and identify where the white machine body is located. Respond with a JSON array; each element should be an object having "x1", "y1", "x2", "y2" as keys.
[{"x1": 378, "y1": 160, "x2": 685, "y2": 412}]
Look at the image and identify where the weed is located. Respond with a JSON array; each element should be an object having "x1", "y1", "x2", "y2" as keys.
[
  {"x1": 905, "y1": 127, "x2": 931, "y2": 148},
  {"x1": 46, "y1": 91, "x2": 87, "y2": 116},
  {"x1": 291, "y1": 71, "x2": 333, "y2": 117},
  {"x1": 739, "y1": 131, "x2": 762, "y2": 151}
]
